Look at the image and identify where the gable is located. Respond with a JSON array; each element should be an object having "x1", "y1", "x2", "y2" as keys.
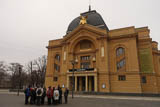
[{"x1": 62, "y1": 24, "x2": 107, "y2": 43}]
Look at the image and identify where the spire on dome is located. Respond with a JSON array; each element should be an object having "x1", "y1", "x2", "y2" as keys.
[
  {"x1": 89, "y1": 0, "x2": 91, "y2": 11},
  {"x1": 89, "y1": 5, "x2": 91, "y2": 11}
]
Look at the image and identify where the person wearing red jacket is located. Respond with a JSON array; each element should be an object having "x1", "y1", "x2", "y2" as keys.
[{"x1": 46, "y1": 86, "x2": 53, "y2": 105}]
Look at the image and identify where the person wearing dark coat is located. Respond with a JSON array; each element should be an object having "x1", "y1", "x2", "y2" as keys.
[
  {"x1": 52, "y1": 87, "x2": 55, "y2": 105},
  {"x1": 41, "y1": 87, "x2": 46, "y2": 105},
  {"x1": 30, "y1": 87, "x2": 34, "y2": 104},
  {"x1": 24, "y1": 85, "x2": 31, "y2": 105},
  {"x1": 64, "y1": 88, "x2": 69, "y2": 104},
  {"x1": 33, "y1": 88, "x2": 37, "y2": 104},
  {"x1": 59, "y1": 87, "x2": 62, "y2": 104}
]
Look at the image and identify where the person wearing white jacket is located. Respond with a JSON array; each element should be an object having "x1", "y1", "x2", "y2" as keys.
[
  {"x1": 36, "y1": 86, "x2": 43, "y2": 105},
  {"x1": 53, "y1": 88, "x2": 59, "y2": 105}
]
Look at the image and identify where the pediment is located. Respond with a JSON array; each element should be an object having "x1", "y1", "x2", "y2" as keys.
[{"x1": 62, "y1": 24, "x2": 107, "y2": 43}]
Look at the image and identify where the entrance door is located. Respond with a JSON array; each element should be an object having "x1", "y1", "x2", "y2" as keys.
[
  {"x1": 69, "y1": 76, "x2": 75, "y2": 91},
  {"x1": 88, "y1": 76, "x2": 94, "y2": 91},
  {"x1": 82, "y1": 77, "x2": 85, "y2": 91},
  {"x1": 77, "y1": 76, "x2": 86, "y2": 91}
]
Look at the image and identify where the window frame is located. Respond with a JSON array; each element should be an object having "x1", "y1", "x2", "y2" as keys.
[
  {"x1": 116, "y1": 47, "x2": 126, "y2": 72},
  {"x1": 116, "y1": 47, "x2": 125, "y2": 57},
  {"x1": 141, "y1": 76, "x2": 147, "y2": 83},
  {"x1": 118, "y1": 75, "x2": 126, "y2": 81},
  {"x1": 55, "y1": 54, "x2": 60, "y2": 61},
  {"x1": 53, "y1": 77, "x2": 58, "y2": 82}
]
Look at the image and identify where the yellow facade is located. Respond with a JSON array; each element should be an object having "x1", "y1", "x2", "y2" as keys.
[{"x1": 45, "y1": 10, "x2": 160, "y2": 94}]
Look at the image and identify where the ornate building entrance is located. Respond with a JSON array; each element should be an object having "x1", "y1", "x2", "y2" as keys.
[{"x1": 67, "y1": 73, "x2": 97, "y2": 92}]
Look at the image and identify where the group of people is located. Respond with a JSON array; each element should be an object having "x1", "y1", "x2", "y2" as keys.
[{"x1": 24, "y1": 85, "x2": 69, "y2": 106}]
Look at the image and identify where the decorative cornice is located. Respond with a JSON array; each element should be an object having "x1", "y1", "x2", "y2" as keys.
[
  {"x1": 47, "y1": 45, "x2": 62, "y2": 49},
  {"x1": 74, "y1": 50, "x2": 97, "y2": 55},
  {"x1": 108, "y1": 33, "x2": 137, "y2": 40},
  {"x1": 152, "y1": 50, "x2": 160, "y2": 55},
  {"x1": 96, "y1": 36, "x2": 108, "y2": 40},
  {"x1": 138, "y1": 38, "x2": 152, "y2": 42}
]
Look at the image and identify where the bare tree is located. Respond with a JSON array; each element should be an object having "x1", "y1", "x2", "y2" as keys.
[
  {"x1": 0, "y1": 61, "x2": 7, "y2": 87},
  {"x1": 26, "y1": 55, "x2": 47, "y2": 87},
  {"x1": 33, "y1": 55, "x2": 47, "y2": 86},
  {"x1": 8, "y1": 63, "x2": 19, "y2": 89},
  {"x1": 9, "y1": 63, "x2": 27, "y2": 89}
]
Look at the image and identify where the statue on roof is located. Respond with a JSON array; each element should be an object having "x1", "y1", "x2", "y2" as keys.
[{"x1": 79, "y1": 15, "x2": 88, "y2": 25}]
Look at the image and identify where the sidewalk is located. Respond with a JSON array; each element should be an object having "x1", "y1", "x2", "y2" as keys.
[
  {"x1": 74, "y1": 94, "x2": 160, "y2": 101},
  {"x1": 0, "y1": 89, "x2": 9, "y2": 92},
  {"x1": 0, "y1": 90, "x2": 160, "y2": 101}
]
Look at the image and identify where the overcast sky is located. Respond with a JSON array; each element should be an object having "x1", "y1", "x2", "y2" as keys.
[{"x1": 0, "y1": 0, "x2": 160, "y2": 65}]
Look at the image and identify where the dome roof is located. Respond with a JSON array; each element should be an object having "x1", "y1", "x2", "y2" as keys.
[{"x1": 66, "y1": 10, "x2": 109, "y2": 34}]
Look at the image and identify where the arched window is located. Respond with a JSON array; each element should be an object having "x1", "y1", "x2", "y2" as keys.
[
  {"x1": 116, "y1": 47, "x2": 126, "y2": 71},
  {"x1": 55, "y1": 54, "x2": 60, "y2": 61},
  {"x1": 116, "y1": 47, "x2": 125, "y2": 57}
]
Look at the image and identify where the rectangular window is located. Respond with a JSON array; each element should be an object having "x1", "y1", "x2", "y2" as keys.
[
  {"x1": 141, "y1": 76, "x2": 147, "y2": 83},
  {"x1": 118, "y1": 75, "x2": 126, "y2": 81},
  {"x1": 53, "y1": 77, "x2": 58, "y2": 81},
  {"x1": 81, "y1": 56, "x2": 90, "y2": 61},
  {"x1": 81, "y1": 62, "x2": 90, "y2": 69}
]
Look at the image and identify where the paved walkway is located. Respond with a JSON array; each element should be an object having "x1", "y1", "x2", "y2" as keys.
[
  {"x1": 0, "y1": 93, "x2": 160, "y2": 107},
  {"x1": 0, "y1": 90, "x2": 160, "y2": 101}
]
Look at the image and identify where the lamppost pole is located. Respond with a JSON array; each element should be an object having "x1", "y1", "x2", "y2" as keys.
[
  {"x1": 17, "y1": 65, "x2": 22, "y2": 96},
  {"x1": 72, "y1": 61, "x2": 75, "y2": 99}
]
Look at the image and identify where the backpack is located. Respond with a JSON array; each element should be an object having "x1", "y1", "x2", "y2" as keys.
[
  {"x1": 54, "y1": 90, "x2": 59, "y2": 100},
  {"x1": 37, "y1": 89, "x2": 42, "y2": 95}
]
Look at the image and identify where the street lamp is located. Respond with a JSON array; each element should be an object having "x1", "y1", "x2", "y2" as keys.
[
  {"x1": 17, "y1": 65, "x2": 22, "y2": 96},
  {"x1": 70, "y1": 60, "x2": 77, "y2": 99}
]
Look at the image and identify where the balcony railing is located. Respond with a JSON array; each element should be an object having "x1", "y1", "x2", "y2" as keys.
[{"x1": 69, "y1": 68, "x2": 94, "y2": 72}]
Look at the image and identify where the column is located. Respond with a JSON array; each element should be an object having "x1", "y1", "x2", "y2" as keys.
[
  {"x1": 75, "y1": 76, "x2": 77, "y2": 92},
  {"x1": 85, "y1": 76, "x2": 88, "y2": 92},
  {"x1": 94, "y1": 76, "x2": 97, "y2": 92}
]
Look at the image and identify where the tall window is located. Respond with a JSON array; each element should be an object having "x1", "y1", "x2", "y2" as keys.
[
  {"x1": 55, "y1": 54, "x2": 60, "y2": 61},
  {"x1": 54, "y1": 63, "x2": 60, "y2": 72},
  {"x1": 54, "y1": 54, "x2": 60, "y2": 72},
  {"x1": 116, "y1": 47, "x2": 125, "y2": 56},
  {"x1": 116, "y1": 47, "x2": 126, "y2": 71}
]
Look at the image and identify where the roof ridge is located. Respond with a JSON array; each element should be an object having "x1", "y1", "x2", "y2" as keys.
[{"x1": 80, "y1": 10, "x2": 96, "y2": 15}]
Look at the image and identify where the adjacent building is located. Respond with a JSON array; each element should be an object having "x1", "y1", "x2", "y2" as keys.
[{"x1": 45, "y1": 10, "x2": 160, "y2": 93}]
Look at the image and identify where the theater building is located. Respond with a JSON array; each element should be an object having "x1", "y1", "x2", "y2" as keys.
[{"x1": 45, "y1": 9, "x2": 160, "y2": 93}]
